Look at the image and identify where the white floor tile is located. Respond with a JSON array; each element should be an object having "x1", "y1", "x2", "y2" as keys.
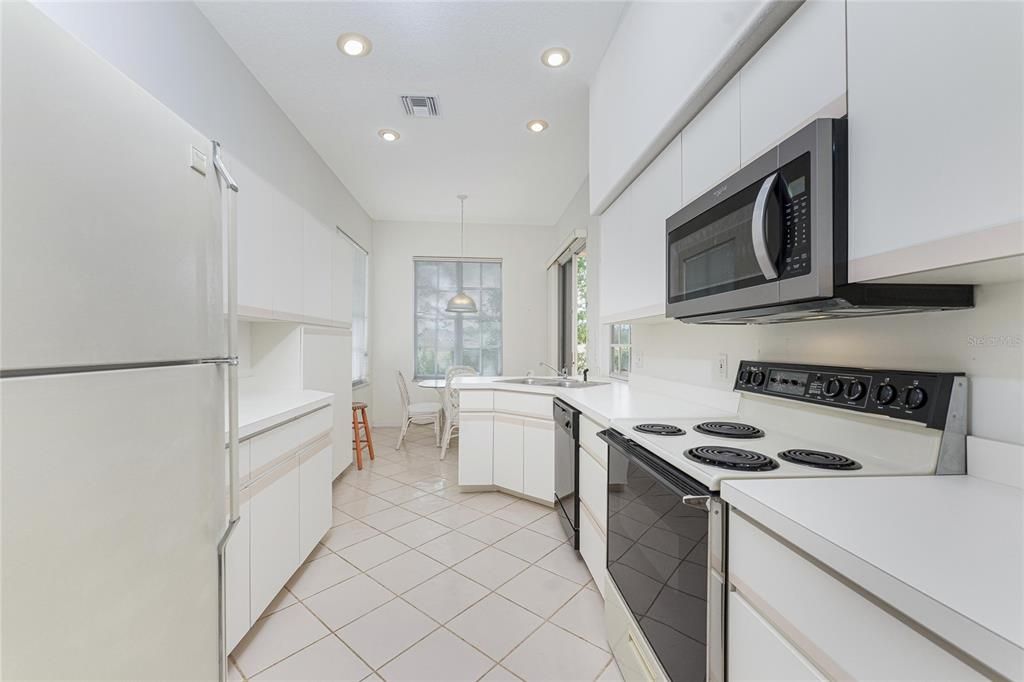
[
  {"x1": 257, "y1": 587, "x2": 297, "y2": 620},
  {"x1": 375, "y1": 484, "x2": 429, "y2": 505},
  {"x1": 417, "y1": 531, "x2": 487, "y2": 566},
  {"x1": 336, "y1": 534, "x2": 409, "y2": 571},
  {"x1": 378, "y1": 628, "x2": 493, "y2": 682},
  {"x1": 526, "y1": 512, "x2": 570, "y2": 541},
  {"x1": 335, "y1": 496, "x2": 394, "y2": 519},
  {"x1": 496, "y1": 566, "x2": 581, "y2": 619},
  {"x1": 435, "y1": 488, "x2": 481, "y2": 503},
  {"x1": 492, "y1": 499, "x2": 552, "y2": 526},
  {"x1": 412, "y1": 476, "x2": 455, "y2": 494},
  {"x1": 453, "y1": 547, "x2": 529, "y2": 590},
  {"x1": 251, "y1": 635, "x2": 371, "y2": 681},
  {"x1": 462, "y1": 492, "x2": 518, "y2": 514},
  {"x1": 493, "y1": 529, "x2": 563, "y2": 563},
  {"x1": 550, "y1": 588, "x2": 610, "y2": 651},
  {"x1": 502, "y1": 623, "x2": 611, "y2": 682},
  {"x1": 232, "y1": 604, "x2": 329, "y2": 677},
  {"x1": 596, "y1": 658, "x2": 625, "y2": 681},
  {"x1": 366, "y1": 461, "x2": 407, "y2": 478},
  {"x1": 368, "y1": 550, "x2": 446, "y2": 594},
  {"x1": 447, "y1": 593, "x2": 542, "y2": 660},
  {"x1": 361, "y1": 506, "x2": 421, "y2": 532},
  {"x1": 386, "y1": 516, "x2": 451, "y2": 547},
  {"x1": 321, "y1": 520, "x2": 379, "y2": 551},
  {"x1": 332, "y1": 484, "x2": 370, "y2": 506},
  {"x1": 480, "y1": 665, "x2": 523, "y2": 681},
  {"x1": 428, "y1": 504, "x2": 486, "y2": 529},
  {"x1": 337, "y1": 599, "x2": 438, "y2": 669},
  {"x1": 353, "y1": 476, "x2": 405, "y2": 495},
  {"x1": 402, "y1": 570, "x2": 490, "y2": 623},
  {"x1": 331, "y1": 507, "x2": 354, "y2": 528},
  {"x1": 400, "y1": 494, "x2": 455, "y2": 516},
  {"x1": 286, "y1": 554, "x2": 359, "y2": 600},
  {"x1": 535, "y1": 542, "x2": 593, "y2": 584},
  {"x1": 458, "y1": 515, "x2": 520, "y2": 545},
  {"x1": 302, "y1": 575, "x2": 395, "y2": 631}
]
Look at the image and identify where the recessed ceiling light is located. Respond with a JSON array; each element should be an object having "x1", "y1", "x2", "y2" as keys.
[
  {"x1": 541, "y1": 47, "x2": 571, "y2": 68},
  {"x1": 337, "y1": 32, "x2": 372, "y2": 57},
  {"x1": 527, "y1": 119, "x2": 548, "y2": 133},
  {"x1": 378, "y1": 128, "x2": 400, "y2": 142}
]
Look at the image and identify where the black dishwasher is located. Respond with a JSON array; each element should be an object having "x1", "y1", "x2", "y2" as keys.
[{"x1": 552, "y1": 398, "x2": 580, "y2": 549}]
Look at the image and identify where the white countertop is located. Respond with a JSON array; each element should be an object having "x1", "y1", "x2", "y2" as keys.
[
  {"x1": 234, "y1": 388, "x2": 334, "y2": 441},
  {"x1": 453, "y1": 375, "x2": 733, "y2": 426},
  {"x1": 722, "y1": 475, "x2": 1024, "y2": 679}
]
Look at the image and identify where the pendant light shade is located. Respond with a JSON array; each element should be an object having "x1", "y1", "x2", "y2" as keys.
[{"x1": 446, "y1": 194, "x2": 478, "y2": 314}]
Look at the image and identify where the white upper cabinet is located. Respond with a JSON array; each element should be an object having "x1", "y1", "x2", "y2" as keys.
[
  {"x1": 847, "y1": 0, "x2": 1024, "y2": 281},
  {"x1": 600, "y1": 136, "x2": 681, "y2": 323},
  {"x1": 331, "y1": 232, "x2": 354, "y2": 325},
  {"x1": 739, "y1": 0, "x2": 847, "y2": 164},
  {"x1": 233, "y1": 160, "x2": 275, "y2": 313},
  {"x1": 681, "y1": 76, "x2": 741, "y2": 206},
  {"x1": 271, "y1": 192, "x2": 304, "y2": 318},
  {"x1": 301, "y1": 211, "x2": 332, "y2": 321}
]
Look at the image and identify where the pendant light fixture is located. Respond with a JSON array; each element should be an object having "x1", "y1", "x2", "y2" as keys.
[{"x1": 446, "y1": 194, "x2": 478, "y2": 314}]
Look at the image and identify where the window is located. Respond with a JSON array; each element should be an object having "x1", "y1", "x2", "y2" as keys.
[
  {"x1": 351, "y1": 243, "x2": 369, "y2": 386},
  {"x1": 610, "y1": 323, "x2": 631, "y2": 379},
  {"x1": 414, "y1": 259, "x2": 502, "y2": 379}
]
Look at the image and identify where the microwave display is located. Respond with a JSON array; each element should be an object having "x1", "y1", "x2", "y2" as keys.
[{"x1": 786, "y1": 176, "x2": 806, "y2": 197}]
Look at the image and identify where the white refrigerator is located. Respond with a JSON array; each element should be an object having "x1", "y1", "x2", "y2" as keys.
[{"x1": 1, "y1": 3, "x2": 239, "y2": 679}]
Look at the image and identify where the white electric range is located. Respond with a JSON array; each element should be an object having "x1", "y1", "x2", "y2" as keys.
[{"x1": 600, "y1": 360, "x2": 967, "y2": 682}]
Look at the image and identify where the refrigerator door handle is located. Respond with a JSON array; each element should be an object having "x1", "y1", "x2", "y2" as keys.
[{"x1": 213, "y1": 140, "x2": 239, "y2": 682}]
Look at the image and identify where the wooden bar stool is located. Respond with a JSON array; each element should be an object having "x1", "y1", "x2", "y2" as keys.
[{"x1": 352, "y1": 402, "x2": 375, "y2": 470}]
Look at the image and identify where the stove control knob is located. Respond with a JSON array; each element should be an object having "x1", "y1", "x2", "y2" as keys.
[
  {"x1": 750, "y1": 371, "x2": 766, "y2": 387},
  {"x1": 844, "y1": 380, "x2": 866, "y2": 401},
  {"x1": 738, "y1": 370, "x2": 751, "y2": 385},
  {"x1": 903, "y1": 386, "x2": 928, "y2": 410},
  {"x1": 875, "y1": 383, "x2": 898, "y2": 405},
  {"x1": 823, "y1": 378, "x2": 844, "y2": 398}
]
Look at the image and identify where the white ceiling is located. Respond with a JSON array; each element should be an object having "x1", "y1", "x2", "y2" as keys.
[{"x1": 199, "y1": 1, "x2": 625, "y2": 225}]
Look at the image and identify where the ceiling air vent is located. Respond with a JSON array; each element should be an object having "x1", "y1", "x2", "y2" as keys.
[{"x1": 401, "y1": 95, "x2": 440, "y2": 118}]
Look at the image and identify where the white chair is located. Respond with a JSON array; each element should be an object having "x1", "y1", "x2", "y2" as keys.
[
  {"x1": 440, "y1": 367, "x2": 477, "y2": 460},
  {"x1": 395, "y1": 370, "x2": 442, "y2": 450}
]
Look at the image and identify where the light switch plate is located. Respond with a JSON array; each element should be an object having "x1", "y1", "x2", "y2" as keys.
[
  {"x1": 190, "y1": 146, "x2": 208, "y2": 176},
  {"x1": 717, "y1": 353, "x2": 729, "y2": 381}
]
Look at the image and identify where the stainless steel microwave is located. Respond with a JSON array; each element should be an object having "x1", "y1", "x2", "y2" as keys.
[{"x1": 665, "y1": 119, "x2": 972, "y2": 323}]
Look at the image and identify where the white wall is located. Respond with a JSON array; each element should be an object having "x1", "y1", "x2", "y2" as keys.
[
  {"x1": 36, "y1": 1, "x2": 372, "y2": 250},
  {"x1": 629, "y1": 282, "x2": 1024, "y2": 445},
  {"x1": 371, "y1": 220, "x2": 552, "y2": 426}
]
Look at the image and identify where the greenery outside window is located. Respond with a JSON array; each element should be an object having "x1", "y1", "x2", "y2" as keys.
[{"x1": 610, "y1": 323, "x2": 631, "y2": 379}]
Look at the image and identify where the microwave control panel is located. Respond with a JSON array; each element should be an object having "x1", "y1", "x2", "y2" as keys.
[
  {"x1": 734, "y1": 361, "x2": 963, "y2": 429},
  {"x1": 780, "y1": 191, "x2": 811, "y2": 278}
]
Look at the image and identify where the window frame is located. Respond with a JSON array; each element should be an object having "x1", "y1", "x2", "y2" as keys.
[
  {"x1": 344, "y1": 230, "x2": 370, "y2": 388},
  {"x1": 413, "y1": 258, "x2": 503, "y2": 380},
  {"x1": 609, "y1": 323, "x2": 631, "y2": 380}
]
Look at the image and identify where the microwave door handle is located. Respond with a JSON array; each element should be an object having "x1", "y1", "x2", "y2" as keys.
[{"x1": 752, "y1": 172, "x2": 780, "y2": 280}]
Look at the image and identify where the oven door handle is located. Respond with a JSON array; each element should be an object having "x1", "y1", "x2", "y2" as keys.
[
  {"x1": 752, "y1": 172, "x2": 780, "y2": 281},
  {"x1": 682, "y1": 495, "x2": 711, "y2": 511}
]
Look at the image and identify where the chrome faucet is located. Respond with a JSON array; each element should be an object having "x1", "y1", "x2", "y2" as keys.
[{"x1": 539, "y1": 361, "x2": 569, "y2": 378}]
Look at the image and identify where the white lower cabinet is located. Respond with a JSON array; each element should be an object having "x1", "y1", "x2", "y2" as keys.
[
  {"x1": 249, "y1": 462, "x2": 301, "y2": 618},
  {"x1": 522, "y1": 418, "x2": 554, "y2": 500},
  {"x1": 298, "y1": 441, "x2": 332, "y2": 559},
  {"x1": 605, "y1": 578, "x2": 667, "y2": 682},
  {"x1": 458, "y1": 413, "x2": 494, "y2": 486},
  {"x1": 728, "y1": 590, "x2": 824, "y2": 681},
  {"x1": 493, "y1": 415, "x2": 525, "y2": 491},
  {"x1": 579, "y1": 503, "x2": 607, "y2": 599},
  {"x1": 224, "y1": 499, "x2": 251, "y2": 654}
]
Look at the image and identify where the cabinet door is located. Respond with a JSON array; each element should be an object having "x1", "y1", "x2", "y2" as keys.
[
  {"x1": 579, "y1": 447, "x2": 607, "y2": 532},
  {"x1": 232, "y1": 159, "x2": 275, "y2": 312},
  {"x1": 599, "y1": 187, "x2": 634, "y2": 324},
  {"x1": 522, "y1": 418, "x2": 555, "y2": 501},
  {"x1": 493, "y1": 415, "x2": 525, "y2": 492},
  {"x1": 458, "y1": 413, "x2": 494, "y2": 486},
  {"x1": 847, "y1": 1, "x2": 1024, "y2": 269},
  {"x1": 331, "y1": 232, "x2": 354, "y2": 325},
  {"x1": 225, "y1": 500, "x2": 251, "y2": 653},
  {"x1": 249, "y1": 462, "x2": 300, "y2": 618},
  {"x1": 739, "y1": 0, "x2": 846, "y2": 163},
  {"x1": 271, "y1": 192, "x2": 304, "y2": 317},
  {"x1": 299, "y1": 444, "x2": 332, "y2": 559},
  {"x1": 580, "y1": 503, "x2": 607, "y2": 599},
  {"x1": 680, "y1": 77, "x2": 741, "y2": 205},
  {"x1": 302, "y1": 212, "x2": 333, "y2": 321},
  {"x1": 729, "y1": 591, "x2": 824, "y2": 681}
]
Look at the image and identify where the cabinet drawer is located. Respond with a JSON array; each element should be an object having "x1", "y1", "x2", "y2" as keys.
[
  {"x1": 580, "y1": 449, "x2": 607, "y2": 532},
  {"x1": 249, "y1": 407, "x2": 332, "y2": 474},
  {"x1": 729, "y1": 590, "x2": 824, "y2": 681},
  {"x1": 729, "y1": 511, "x2": 981, "y2": 680},
  {"x1": 493, "y1": 391, "x2": 552, "y2": 419},
  {"x1": 605, "y1": 576, "x2": 667, "y2": 682},
  {"x1": 580, "y1": 502, "x2": 607, "y2": 598},
  {"x1": 579, "y1": 415, "x2": 606, "y2": 466},
  {"x1": 459, "y1": 390, "x2": 493, "y2": 411}
]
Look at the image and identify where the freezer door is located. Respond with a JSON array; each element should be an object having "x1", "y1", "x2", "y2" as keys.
[
  {"x1": 1, "y1": 3, "x2": 224, "y2": 372},
  {"x1": 1, "y1": 364, "x2": 225, "y2": 680}
]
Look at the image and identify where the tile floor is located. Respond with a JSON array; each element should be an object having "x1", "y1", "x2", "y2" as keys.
[{"x1": 230, "y1": 425, "x2": 624, "y2": 682}]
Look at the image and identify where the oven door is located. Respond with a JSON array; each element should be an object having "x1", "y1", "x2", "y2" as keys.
[{"x1": 600, "y1": 428, "x2": 714, "y2": 681}]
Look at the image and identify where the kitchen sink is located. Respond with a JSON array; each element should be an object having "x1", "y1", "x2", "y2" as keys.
[{"x1": 496, "y1": 378, "x2": 607, "y2": 389}]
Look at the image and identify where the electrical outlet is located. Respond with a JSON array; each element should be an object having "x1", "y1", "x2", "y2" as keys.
[
  {"x1": 633, "y1": 350, "x2": 644, "y2": 369},
  {"x1": 717, "y1": 353, "x2": 729, "y2": 381}
]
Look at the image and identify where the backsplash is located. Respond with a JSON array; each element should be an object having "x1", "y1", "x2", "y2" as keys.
[{"x1": 630, "y1": 281, "x2": 1024, "y2": 445}]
